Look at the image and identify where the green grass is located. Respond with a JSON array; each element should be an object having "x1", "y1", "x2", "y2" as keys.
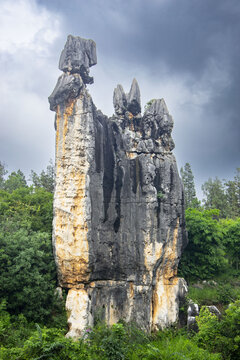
[
  {"x1": 129, "y1": 333, "x2": 221, "y2": 359},
  {"x1": 188, "y1": 280, "x2": 240, "y2": 308}
]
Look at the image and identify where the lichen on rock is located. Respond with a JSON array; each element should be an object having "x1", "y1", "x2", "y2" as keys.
[{"x1": 49, "y1": 35, "x2": 188, "y2": 338}]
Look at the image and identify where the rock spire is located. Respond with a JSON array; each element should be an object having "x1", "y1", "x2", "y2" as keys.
[{"x1": 49, "y1": 35, "x2": 188, "y2": 338}]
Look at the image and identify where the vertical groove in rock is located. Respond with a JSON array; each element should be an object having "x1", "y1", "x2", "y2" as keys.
[{"x1": 49, "y1": 35, "x2": 188, "y2": 338}]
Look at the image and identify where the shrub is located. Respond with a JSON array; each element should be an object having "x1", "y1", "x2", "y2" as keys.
[
  {"x1": 195, "y1": 299, "x2": 240, "y2": 359},
  {"x1": 178, "y1": 209, "x2": 227, "y2": 281}
]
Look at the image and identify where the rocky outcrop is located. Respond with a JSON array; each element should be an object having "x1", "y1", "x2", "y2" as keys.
[
  {"x1": 187, "y1": 301, "x2": 221, "y2": 332},
  {"x1": 49, "y1": 35, "x2": 188, "y2": 338}
]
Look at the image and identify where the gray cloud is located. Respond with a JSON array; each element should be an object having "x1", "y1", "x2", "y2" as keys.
[{"x1": 1, "y1": 0, "x2": 239, "y2": 197}]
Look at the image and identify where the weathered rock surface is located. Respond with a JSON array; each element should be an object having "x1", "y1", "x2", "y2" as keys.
[
  {"x1": 49, "y1": 35, "x2": 188, "y2": 338},
  {"x1": 187, "y1": 301, "x2": 221, "y2": 333},
  {"x1": 59, "y1": 35, "x2": 97, "y2": 84},
  {"x1": 187, "y1": 301, "x2": 199, "y2": 332}
]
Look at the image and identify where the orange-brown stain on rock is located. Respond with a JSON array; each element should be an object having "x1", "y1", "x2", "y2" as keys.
[
  {"x1": 126, "y1": 152, "x2": 137, "y2": 159},
  {"x1": 129, "y1": 282, "x2": 134, "y2": 299},
  {"x1": 63, "y1": 101, "x2": 75, "y2": 147},
  {"x1": 54, "y1": 100, "x2": 90, "y2": 287},
  {"x1": 152, "y1": 218, "x2": 180, "y2": 328}
]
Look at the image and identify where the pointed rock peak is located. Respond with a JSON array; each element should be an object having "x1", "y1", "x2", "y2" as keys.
[
  {"x1": 128, "y1": 78, "x2": 141, "y2": 103},
  {"x1": 158, "y1": 98, "x2": 169, "y2": 114},
  {"x1": 127, "y1": 78, "x2": 141, "y2": 115},
  {"x1": 59, "y1": 35, "x2": 97, "y2": 84},
  {"x1": 113, "y1": 84, "x2": 127, "y2": 115},
  {"x1": 144, "y1": 98, "x2": 169, "y2": 115}
]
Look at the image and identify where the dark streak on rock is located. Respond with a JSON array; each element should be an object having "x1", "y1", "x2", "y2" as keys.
[{"x1": 114, "y1": 164, "x2": 123, "y2": 233}]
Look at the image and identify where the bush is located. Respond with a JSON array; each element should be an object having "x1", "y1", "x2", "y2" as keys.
[
  {"x1": 0, "y1": 325, "x2": 90, "y2": 360},
  {"x1": 88, "y1": 322, "x2": 130, "y2": 359},
  {"x1": 195, "y1": 299, "x2": 240, "y2": 359},
  {"x1": 178, "y1": 209, "x2": 227, "y2": 281}
]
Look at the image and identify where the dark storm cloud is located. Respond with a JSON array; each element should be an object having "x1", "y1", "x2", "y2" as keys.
[
  {"x1": 2, "y1": 0, "x2": 239, "y2": 197},
  {"x1": 40, "y1": 0, "x2": 239, "y2": 188},
  {"x1": 39, "y1": 0, "x2": 239, "y2": 74}
]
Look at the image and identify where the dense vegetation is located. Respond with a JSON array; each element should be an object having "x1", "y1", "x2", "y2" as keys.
[
  {"x1": 179, "y1": 164, "x2": 240, "y2": 282},
  {"x1": 0, "y1": 161, "x2": 239, "y2": 359}
]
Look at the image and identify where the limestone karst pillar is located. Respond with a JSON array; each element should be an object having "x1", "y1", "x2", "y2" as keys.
[{"x1": 49, "y1": 35, "x2": 188, "y2": 338}]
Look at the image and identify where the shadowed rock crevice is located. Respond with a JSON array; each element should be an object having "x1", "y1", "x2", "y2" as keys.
[{"x1": 49, "y1": 35, "x2": 188, "y2": 338}]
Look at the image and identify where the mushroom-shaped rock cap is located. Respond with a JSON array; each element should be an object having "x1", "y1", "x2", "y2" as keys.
[{"x1": 59, "y1": 35, "x2": 97, "y2": 81}]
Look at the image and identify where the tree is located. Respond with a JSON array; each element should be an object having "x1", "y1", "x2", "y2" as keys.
[
  {"x1": 178, "y1": 208, "x2": 226, "y2": 281},
  {"x1": 220, "y1": 217, "x2": 240, "y2": 271},
  {"x1": 202, "y1": 177, "x2": 228, "y2": 217},
  {"x1": 0, "y1": 229, "x2": 57, "y2": 322},
  {"x1": 0, "y1": 162, "x2": 7, "y2": 190},
  {"x1": 196, "y1": 300, "x2": 240, "y2": 360},
  {"x1": 0, "y1": 186, "x2": 55, "y2": 322},
  {"x1": 4, "y1": 170, "x2": 27, "y2": 193},
  {"x1": 30, "y1": 159, "x2": 55, "y2": 193},
  {"x1": 224, "y1": 168, "x2": 240, "y2": 218},
  {"x1": 180, "y1": 163, "x2": 199, "y2": 208}
]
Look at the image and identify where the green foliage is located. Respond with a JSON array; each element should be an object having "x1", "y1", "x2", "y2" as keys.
[
  {"x1": 220, "y1": 217, "x2": 240, "y2": 271},
  {"x1": 224, "y1": 168, "x2": 240, "y2": 218},
  {"x1": 4, "y1": 169, "x2": 27, "y2": 192},
  {"x1": 188, "y1": 282, "x2": 240, "y2": 307},
  {"x1": 1, "y1": 162, "x2": 240, "y2": 360},
  {"x1": 130, "y1": 330, "x2": 221, "y2": 359},
  {"x1": 0, "y1": 317, "x2": 222, "y2": 360},
  {"x1": 0, "y1": 229, "x2": 58, "y2": 322},
  {"x1": 0, "y1": 301, "x2": 11, "y2": 344},
  {"x1": 202, "y1": 169, "x2": 240, "y2": 218},
  {"x1": 0, "y1": 161, "x2": 7, "y2": 190},
  {"x1": 89, "y1": 322, "x2": 128, "y2": 359},
  {"x1": 188, "y1": 286, "x2": 219, "y2": 306},
  {"x1": 195, "y1": 307, "x2": 220, "y2": 351},
  {"x1": 144, "y1": 99, "x2": 156, "y2": 111},
  {"x1": 0, "y1": 183, "x2": 60, "y2": 323},
  {"x1": 178, "y1": 208, "x2": 227, "y2": 281},
  {"x1": 157, "y1": 190, "x2": 164, "y2": 199},
  {"x1": 0, "y1": 325, "x2": 90, "y2": 360},
  {"x1": 180, "y1": 163, "x2": 200, "y2": 209},
  {"x1": 30, "y1": 159, "x2": 55, "y2": 193},
  {"x1": 195, "y1": 300, "x2": 240, "y2": 360},
  {"x1": 0, "y1": 186, "x2": 53, "y2": 233}
]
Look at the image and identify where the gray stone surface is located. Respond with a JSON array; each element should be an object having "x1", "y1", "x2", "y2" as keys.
[
  {"x1": 187, "y1": 300, "x2": 199, "y2": 332},
  {"x1": 207, "y1": 305, "x2": 221, "y2": 318},
  {"x1": 49, "y1": 35, "x2": 188, "y2": 337},
  {"x1": 188, "y1": 302, "x2": 199, "y2": 317},
  {"x1": 113, "y1": 84, "x2": 127, "y2": 115},
  {"x1": 59, "y1": 35, "x2": 97, "y2": 83},
  {"x1": 127, "y1": 78, "x2": 141, "y2": 114},
  {"x1": 187, "y1": 316, "x2": 198, "y2": 332},
  {"x1": 113, "y1": 79, "x2": 141, "y2": 116},
  {"x1": 48, "y1": 73, "x2": 83, "y2": 111}
]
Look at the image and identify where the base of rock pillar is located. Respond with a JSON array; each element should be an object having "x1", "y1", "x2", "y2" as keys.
[
  {"x1": 65, "y1": 278, "x2": 188, "y2": 337},
  {"x1": 152, "y1": 277, "x2": 188, "y2": 331}
]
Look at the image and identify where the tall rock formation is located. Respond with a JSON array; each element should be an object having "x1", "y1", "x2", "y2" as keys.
[{"x1": 49, "y1": 35, "x2": 188, "y2": 338}]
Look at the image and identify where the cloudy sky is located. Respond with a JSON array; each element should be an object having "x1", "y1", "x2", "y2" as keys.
[{"x1": 0, "y1": 0, "x2": 239, "y2": 197}]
